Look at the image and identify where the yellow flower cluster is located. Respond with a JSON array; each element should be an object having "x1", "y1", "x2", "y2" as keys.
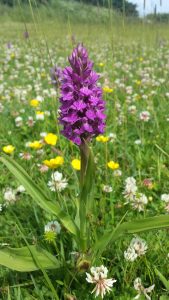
[
  {"x1": 29, "y1": 141, "x2": 43, "y2": 149},
  {"x1": 71, "y1": 159, "x2": 81, "y2": 171},
  {"x1": 2, "y1": 145, "x2": 15, "y2": 154},
  {"x1": 30, "y1": 99, "x2": 39, "y2": 107},
  {"x1": 98, "y1": 62, "x2": 104, "y2": 67},
  {"x1": 107, "y1": 161, "x2": 119, "y2": 170},
  {"x1": 43, "y1": 156, "x2": 64, "y2": 168},
  {"x1": 96, "y1": 135, "x2": 109, "y2": 143},
  {"x1": 44, "y1": 133, "x2": 58, "y2": 146},
  {"x1": 103, "y1": 86, "x2": 113, "y2": 93}
]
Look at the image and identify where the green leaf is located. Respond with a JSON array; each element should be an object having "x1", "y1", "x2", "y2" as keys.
[
  {"x1": 155, "y1": 268, "x2": 169, "y2": 291},
  {"x1": 0, "y1": 246, "x2": 60, "y2": 272},
  {"x1": 0, "y1": 155, "x2": 79, "y2": 237},
  {"x1": 94, "y1": 215, "x2": 169, "y2": 254}
]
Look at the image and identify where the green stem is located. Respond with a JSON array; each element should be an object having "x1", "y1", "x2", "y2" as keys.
[{"x1": 79, "y1": 141, "x2": 90, "y2": 251}]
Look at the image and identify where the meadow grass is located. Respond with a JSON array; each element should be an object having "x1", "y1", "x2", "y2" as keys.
[{"x1": 0, "y1": 1, "x2": 169, "y2": 299}]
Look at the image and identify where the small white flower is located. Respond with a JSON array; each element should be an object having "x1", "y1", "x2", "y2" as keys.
[
  {"x1": 124, "y1": 246, "x2": 138, "y2": 262},
  {"x1": 113, "y1": 169, "x2": 122, "y2": 177},
  {"x1": 27, "y1": 116, "x2": 35, "y2": 127},
  {"x1": 134, "y1": 277, "x2": 155, "y2": 300},
  {"x1": 134, "y1": 139, "x2": 142, "y2": 145},
  {"x1": 131, "y1": 193, "x2": 148, "y2": 212},
  {"x1": 36, "y1": 113, "x2": 44, "y2": 120},
  {"x1": 16, "y1": 185, "x2": 25, "y2": 193},
  {"x1": 86, "y1": 265, "x2": 116, "y2": 299},
  {"x1": 161, "y1": 194, "x2": 169, "y2": 203},
  {"x1": 124, "y1": 237, "x2": 148, "y2": 262},
  {"x1": 139, "y1": 111, "x2": 150, "y2": 122},
  {"x1": 45, "y1": 220, "x2": 61, "y2": 234},
  {"x1": 48, "y1": 171, "x2": 68, "y2": 192},
  {"x1": 102, "y1": 185, "x2": 113, "y2": 193},
  {"x1": 123, "y1": 177, "x2": 138, "y2": 201},
  {"x1": 15, "y1": 116, "x2": 23, "y2": 127},
  {"x1": 3, "y1": 188, "x2": 16, "y2": 205},
  {"x1": 108, "y1": 133, "x2": 116, "y2": 142},
  {"x1": 128, "y1": 105, "x2": 137, "y2": 114},
  {"x1": 0, "y1": 204, "x2": 3, "y2": 212},
  {"x1": 130, "y1": 237, "x2": 148, "y2": 256},
  {"x1": 40, "y1": 132, "x2": 47, "y2": 138}
]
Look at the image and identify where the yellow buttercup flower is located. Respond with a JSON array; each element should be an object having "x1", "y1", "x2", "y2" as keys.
[
  {"x1": 2, "y1": 145, "x2": 15, "y2": 154},
  {"x1": 30, "y1": 99, "x2": 39, "y2": 107},
  {"x1": 10, "y1": 53, "x2": 15, "y2": 59},
  {"x1": 44, "y1": 133, "x2": 58, "y2": 146},
  {"x1": 96, "y1": 135, "x2": 109, "y2": 143},
  {"x1": 99, "y1": 62, "x2": 104, "y2": 67},
  {"x1": 29, "y1": 141, "x2": 43, "y2": 149},
  {"x1": 43, "y1": 156, "x2": 64, "y2": 168},
  {"x1": 103, "y1": 86, "x2": 113, "y2": 93},
  {"x1": 136, "y1": 80, "x2": 141, "y2": 85},
  {"x1": 71, "y1": 159, "x2": 81, "y2": 171},
  {"x1": 107, "y1": 161, "x2": 119, "y2": 170},
  {"x1": 41, "y1": 72, "x2": 46, "y2": 78}
]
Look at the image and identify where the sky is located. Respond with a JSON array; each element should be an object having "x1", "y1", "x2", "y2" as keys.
[{"x1": 129, "y1": 0, "x2": 169, "y2": 16}]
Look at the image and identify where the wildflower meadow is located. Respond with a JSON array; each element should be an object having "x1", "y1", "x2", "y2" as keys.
[{"x1": 0, "y1": 0, "x2": 169, "y2": 299}]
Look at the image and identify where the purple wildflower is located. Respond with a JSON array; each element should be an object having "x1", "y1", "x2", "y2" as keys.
[
  {"x1": 7, "y1": 42, "x2": 12, "y2": 49},
  {"x1": 24, "y1": 31, "x2": 29, "y2": 39},
  {"x1": 59, "y1": 44, "x2": 106, "y2": 145},
  {"x1": 50, "y1": 65, "x2": 63, "y2": 87}
]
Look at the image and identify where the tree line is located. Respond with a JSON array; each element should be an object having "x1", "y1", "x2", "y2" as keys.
[{"x1": 0, "y1": 0, "x2": 138, "y2": 17}]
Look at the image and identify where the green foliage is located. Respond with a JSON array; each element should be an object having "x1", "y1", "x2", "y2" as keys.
[
  {"x1": 73, "y1": 0, "x2": 138, "y2": 16},
  {"x1": 0, "y1": 155, "x2": 80, "y2": 237},
  {"x1": 0, "y1": 0, "x2": 51, "y2": 6},
  {"x1": 0, "y1": 246, "x2": 60, "y2": 271},
  {"x1": 147, "y1": 13, "x2": 169, "y2": 23}
]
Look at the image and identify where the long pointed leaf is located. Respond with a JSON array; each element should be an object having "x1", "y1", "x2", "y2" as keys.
[
  {"x1": 0, "y1": 155, "x2": 79, "y2": 237},
  {"x1": 155, "y1": 268, "x2": 169, "y2": 290},
  {"x1": 0, "y1": 246, "x2": 60, "y2": 272},
  {"x1": 94, "y1": 215, "x2": 169, "y2": 253}
]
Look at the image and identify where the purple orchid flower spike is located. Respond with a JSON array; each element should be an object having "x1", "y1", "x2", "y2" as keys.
[
  {"x1": 50, "y1": 66, "x2": 63, "y2": 87},
  {"x1": 59, "y1": 44, "x2": 106, "y2": 146}
]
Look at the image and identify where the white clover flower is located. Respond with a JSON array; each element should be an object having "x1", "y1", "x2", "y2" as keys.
[
  {"x1": 15, "y1": 116, "x2": 23, "y2": 127},
  {"x1": 113, "y1": 169, "x2": 122, "y2": 177},
  {"x1": 108, "y1": 133, "x2": 116, "y2": 142},
  {"x1": 131, "y1": 193, "x2": 148, "y2": 212},
  {"x1": 45, "y1": 220, "x2": 61, "y2": 234},
  {"x1": 3, "y1": 188, "x2": 16, "y2": 205},
  {"x1": 124, "y1": 237, "x2": 148, "y2": 262},
  {"x1": 128, "y1": 105, "x2": 137, "y2": 114},
  {"x1": 124, "y1": 246, "x2": 138, "y2": 262},
  {"x1": 16, "y1": 185, "x2": 25, "y2": 194},
  {"x1": 86, "y1": 265, "x2": 116, "y2": 299},
  {"x1": 48, "y1": 171, "x2": 68, "y2": 192},
  {"x1": 27, "y1": 116, "x2": 35, "y2": 127},
  {"x1": 123, "y1": 177, "x2": 138, "y2": 201},
  {"x1": 131, "y1": 237, "x2": 148, "y2": 256},
  {"x1": 36, "y1": 113, "x2": 44, "y2": 121},
  {"x1": 134, "y1": 139, "x2": 142, "y2": 145},
  {"x1": 139, "y1": 111, "x2": 150, "y2": 122},
  {"x1": 134, "y1": 277, "x2": 155, "y2": 300},
  {"x1": 102, "y1": 185, "x2": 113, "y2": 193},
  {"x1": 161, "y1": 194, "x2": 169, "y2": 203},
  {"x1": 40, "y1": 132, "x2": 47, "y2": 138}
]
